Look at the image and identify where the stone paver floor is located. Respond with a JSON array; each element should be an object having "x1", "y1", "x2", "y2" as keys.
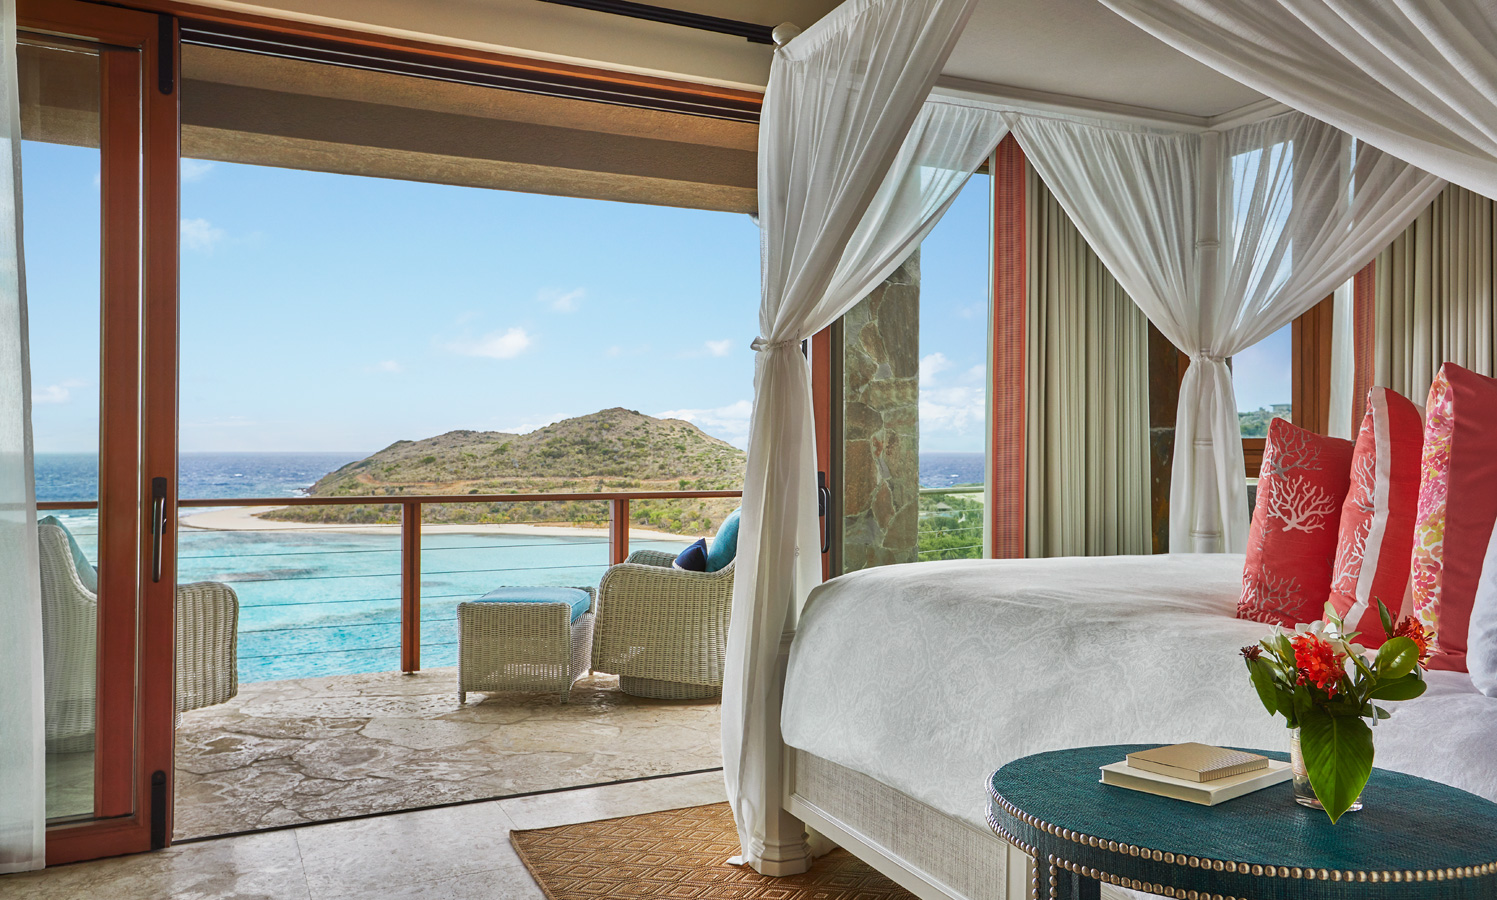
[{"x1": 173, "y1": 667, "x2": 722, "y2": 840}]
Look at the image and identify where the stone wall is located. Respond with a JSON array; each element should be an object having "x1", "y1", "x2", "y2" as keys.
[{"x1": 840, "y1": 252, "x2": 920, "y2": 572}]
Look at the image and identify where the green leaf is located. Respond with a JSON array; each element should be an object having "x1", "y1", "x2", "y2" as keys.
[
  {"x1": 1375, "y1": 636, "x2": 1419, "y2": 680},
  {"x1": 1272, "y1": 632, "x2": 1297, "y2": 666},
  {"x1": 1368, "y1": 673, "x2": 1427, "y2": 702},
  {"x1": 1376, "y1": 597, "x2": 1395, "y2": 639},
  {"x1": 1247, "y1": 657, "x2": 1281, "y2": 716},
  {"x1": 1299, "y1": 711, "x2": 1374, "y2": 824}
]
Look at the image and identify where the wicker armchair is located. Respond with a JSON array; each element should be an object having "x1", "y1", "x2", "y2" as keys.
[
  {"x1": 39, "y1": 523, "x2": 239, "y2": 752},
  {"x1": 592, "y1": 549, "x2": 733, "y2": 699}
]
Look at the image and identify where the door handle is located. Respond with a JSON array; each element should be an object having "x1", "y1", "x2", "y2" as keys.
[
  {"x1": 150, "y1": 476, "x2": 168, "y2": 583},
  {"x1": 817, "y1": 470, "x2": 830, "y2": 555}
]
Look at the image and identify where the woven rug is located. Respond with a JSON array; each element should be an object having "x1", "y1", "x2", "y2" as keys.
[{"x1": 510, "y1": 802, "x2": 918, "y2": 899}]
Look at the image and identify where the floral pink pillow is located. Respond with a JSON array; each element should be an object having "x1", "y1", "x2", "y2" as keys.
[
  {"x1": 1411, "y1": 363, "x2": 1497, "y2": 671},
  {"x1": 1240, "y1": 418, "x2": 1355, "y2": 628}
]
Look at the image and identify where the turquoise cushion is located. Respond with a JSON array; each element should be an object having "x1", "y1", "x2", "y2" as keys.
[
  {"x1": 475, "y1": 586, "x2": 591, "y2": 623},
  {"x1": 705, "y1": 508, "x2": 740, "y2": 573},
  {"x1": 39, "y1": 515, "x2": 97, "y2": 594}
]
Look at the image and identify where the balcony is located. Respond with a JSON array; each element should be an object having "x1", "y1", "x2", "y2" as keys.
[
  {"x1": 173, "y1": 667, "x2": 723, "y2": 840},
  {"x1": 41, "y1": 490, "x2": 737, "y2": 841}
]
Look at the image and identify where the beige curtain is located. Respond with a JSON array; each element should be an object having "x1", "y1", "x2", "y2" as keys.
[
  {"x1": 1375, "y1": 184, "x2": 1497, "y2": 403},
  {"x1": 1024, "y1": 165, "x2": 1151, "y2": 558}
]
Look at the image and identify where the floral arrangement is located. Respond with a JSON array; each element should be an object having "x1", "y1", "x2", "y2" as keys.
[{"x1": 1240, "y1": 599, "x2": 1432, "y2": 822}]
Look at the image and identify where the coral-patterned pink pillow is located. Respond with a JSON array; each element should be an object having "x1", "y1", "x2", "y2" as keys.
[
  {"x1": 1239, "y1": 418, "x2": 1356, "y2": 628},
  {"x1": 1327, "y1": 388, "x2": 1425, "y2": 648},
  {"x1": 1411, "y1": 363, "x2": 1497, "y2": 671}
]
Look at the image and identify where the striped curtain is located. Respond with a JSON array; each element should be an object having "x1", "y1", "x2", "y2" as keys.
[
  {"x1": 1375, "y1": 184, "x2": 1497, "y2": 403},
  {"x1": 1023, "y1": 166, "x2": 1151, "y2": 557}
]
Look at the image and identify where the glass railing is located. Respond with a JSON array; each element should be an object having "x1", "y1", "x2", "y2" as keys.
[{"x1": 39, "y1": 490, "x2": 741, "y2": 685}]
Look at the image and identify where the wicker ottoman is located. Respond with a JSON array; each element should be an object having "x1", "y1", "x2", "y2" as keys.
[{"x1": 456, "y1": 586, "x2": 596, "y2": 704}]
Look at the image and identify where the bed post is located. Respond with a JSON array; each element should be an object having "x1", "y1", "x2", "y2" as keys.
[{"x1": 758, "y1": 624, "x2": 811, "y2": 875}]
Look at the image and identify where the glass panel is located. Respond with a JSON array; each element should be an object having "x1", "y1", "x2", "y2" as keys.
[
  {"x1": 173, "y1": 46, "x2": 758, "y2": 839},
  {"x1": 916, "y1": 172, "x2": 989, "y2": 562},
  {"x1": 20, "y1": 35, "x2": 102, "y2": 823},
  {"x1": 1235, "y1": 325, "x2": 1293, "y2": 437}
]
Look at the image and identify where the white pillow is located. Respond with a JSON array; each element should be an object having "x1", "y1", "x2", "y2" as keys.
[{"x1": 1472, "y1": 520, "x2": 1497, "y2": 698}]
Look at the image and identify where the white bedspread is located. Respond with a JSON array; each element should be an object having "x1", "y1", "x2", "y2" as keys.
[{"x1": 781, "y1": 554, "x2": 1497, "y2": 834}]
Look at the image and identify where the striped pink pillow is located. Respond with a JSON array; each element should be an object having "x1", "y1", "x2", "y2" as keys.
[{"x1": 1327, "y1": 388, "x2": 1424, "y2": 647}]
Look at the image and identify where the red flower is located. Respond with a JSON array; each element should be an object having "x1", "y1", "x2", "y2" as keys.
[
  {"x1": 1292, "y1": 633, "x2": 1343, "y2": 697},
  {"x1": 1240, "y1": 645, "x2": 1262, "y2": 661},
  {"x1": 1391, "y1": 616, "x2": 1434, "y2": 665}
]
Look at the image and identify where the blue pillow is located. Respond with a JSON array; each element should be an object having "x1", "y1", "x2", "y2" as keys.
[
  {"x1": 705, "y1": 508, "x2": 740, "y2": 573},
  {"x1": 673, "y1": 538, "x2": 708, "y2": 572},
  {"x1": 474, "y1": 586, "x2": 591, "y2": 623},
  {"x1": 39, "y1": 515, "x2": 97, "y2": 594}
]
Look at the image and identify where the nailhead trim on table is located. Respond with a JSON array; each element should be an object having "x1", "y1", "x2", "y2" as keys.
[{"x1": 989, "y1": 783, "x2": 1497, "y2": 885}]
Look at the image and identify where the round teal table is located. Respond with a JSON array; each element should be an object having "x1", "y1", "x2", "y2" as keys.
[{"x1": 986, "y1": 745, "x2": 1497, "y2": 900}]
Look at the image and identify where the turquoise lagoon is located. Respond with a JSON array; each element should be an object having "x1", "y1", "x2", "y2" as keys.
[{"x1": 37, "y1": 453, "x2": 691, "y2": 684}]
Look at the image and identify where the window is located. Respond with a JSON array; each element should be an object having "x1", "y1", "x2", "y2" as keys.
[
  {"x1": 1235, "y1": 325, "x2": 1293, "y2": 437},
  {"x1": 917, "y1": 172, "x2": 990, "y2": 561}
]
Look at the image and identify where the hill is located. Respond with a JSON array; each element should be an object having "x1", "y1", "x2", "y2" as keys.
[
  {"x1": 1238, "y1": 403, "x2": 1292, "y2": 438},
  {"x1": 262, "y1": 408, "x2": 745, "y2": 535}
]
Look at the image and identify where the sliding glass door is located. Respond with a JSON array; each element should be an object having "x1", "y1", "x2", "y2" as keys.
[{"x1": 20, "y1": 0, "x2": 179, "y2": 864}]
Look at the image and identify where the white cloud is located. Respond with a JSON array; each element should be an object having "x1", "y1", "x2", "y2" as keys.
[
  {"x1": 705, "y1": 339, "x2": 733, "y2": 357},
  {"x1": 447, "y1": 327, "x2": 532, "y2": 359},
  {"x1": 920, "y1": 384, "x2": 986, "y2": 436},
  {"x1": 180, "y1": 159, "x2": 216, "y2": 182},
  {"x1": 181, "y1": 217, "x2": 226, "y2": 252},
  {"x1": 33, "y1": 384, "x2": 70, "y2": 404},
  {"x1": 370, "y1": 360, "x2": 403, "y2": 374},
  {"x1": 540, "y1": 287, "x2": 584, "y2": 313},
  {"x1": 655, "y1": 400, "x2": 753, "y2": 449},
  {"x1": 920, "y1": 352, "x2": 952, "y2": 383},
  {"x1": 605, "y1": 345, "x2": 622, "y2": 358}
]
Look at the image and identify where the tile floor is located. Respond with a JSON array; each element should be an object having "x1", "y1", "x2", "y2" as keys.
[
  {"x1": 172, "y1": 667, "x2": 723, "y2": 840},
  {"x1": 1, "y1": 770, "x2": 729, "y2": 899}
]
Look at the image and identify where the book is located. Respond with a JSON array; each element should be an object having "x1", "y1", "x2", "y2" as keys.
[
  {"x1": 1099, "y1": 760, "x2": 1291, "y2": 806},
  {"x1": 1125, "y1": 743, "x2": 1269, "y2": 782}
]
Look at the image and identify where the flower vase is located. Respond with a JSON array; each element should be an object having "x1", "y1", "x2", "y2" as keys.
[{"x1": 1290, "y1": 727, "x2": 1365, "y2": 813}]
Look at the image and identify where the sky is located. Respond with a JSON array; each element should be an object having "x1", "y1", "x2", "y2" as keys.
[
  {"x1": 917, "y1": 174, "x2": 991, "y2": 452},
  {"x1": 21, "y1": 139, "x2": 1289, "y2": 457}
]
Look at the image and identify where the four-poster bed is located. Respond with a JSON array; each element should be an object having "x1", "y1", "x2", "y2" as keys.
[{"x1": 722, "y1": 0, "x2": 1497, "y2": 896}]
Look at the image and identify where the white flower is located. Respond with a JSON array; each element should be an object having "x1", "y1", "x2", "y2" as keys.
[{"x1": 1294, "y1": 618, "x2": 1368, "y2": 662}]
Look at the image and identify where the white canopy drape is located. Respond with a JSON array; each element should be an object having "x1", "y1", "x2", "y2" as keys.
[
  {"x1": 1096, "y1": 0, "x2": 1497, "y2": 199},
  {"x1": 1011, "y1": 110, "x2": 1443, "y2": 548},
  {"x1": 1010, "y1": 111, "x2": 1442, "y2": 552},
  {"x1": 0, "y1": 0, "x2": 46, "y2": 873},
  {"x1": 723, "y1": 0, "x2": 1006, "y2": 868}
]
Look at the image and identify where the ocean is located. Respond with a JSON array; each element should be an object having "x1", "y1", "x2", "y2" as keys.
[
  {"x1": 37, "y1": 452, "x2": 691, "y2": 684},
  {"x1": 918, "y1": 451, "x2": 985, "y2": 488},
  {"x1": 39, "y1": 450, "x2": 986, "y2": 684}
]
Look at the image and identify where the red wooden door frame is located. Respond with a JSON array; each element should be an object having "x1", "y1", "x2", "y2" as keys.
[{"x1": 22, "y1": 0, "x2": 180, "y2": 865}]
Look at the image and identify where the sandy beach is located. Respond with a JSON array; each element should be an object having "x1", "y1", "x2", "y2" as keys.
[{"x1": 179, "y1": 505, "x2": 700, "y2": 543}]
